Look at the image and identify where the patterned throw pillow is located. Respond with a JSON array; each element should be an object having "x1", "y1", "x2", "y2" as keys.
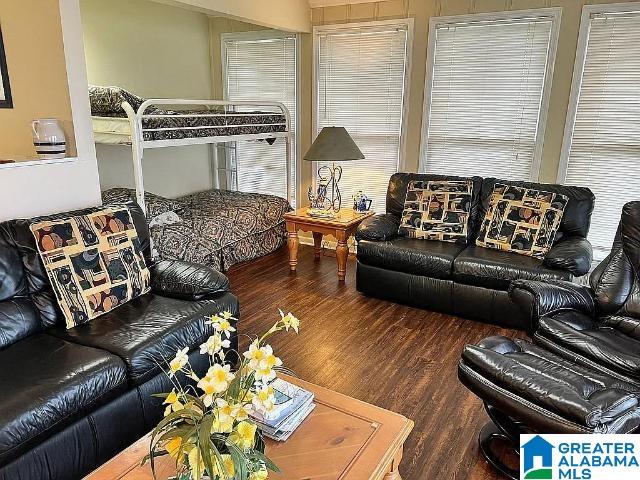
[
  {"x1": 476, "y1": 184, "x2": 568, "y2": 258},
  {"x1": 30, "y1": 206, "x2": 151, "y2": 329},
  {"x1": 398, "y1": 180, "x2": 474, "y2": 244}
]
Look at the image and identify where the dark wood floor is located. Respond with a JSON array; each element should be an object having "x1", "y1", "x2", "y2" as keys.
[{"x1": 226, "y1": 245, "x2": 521, "y2": 480}]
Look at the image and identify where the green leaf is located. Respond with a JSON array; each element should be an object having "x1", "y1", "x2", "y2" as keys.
[
  {"x1": 227, "y1": 442, "x2": 249, "y2": 480},
  {"x1": 152, "y1": 409, "x2": 202, "y2": 439},
  {"x1": 249, "y1": 450, "x2": 280, "y2": 473},
  {"x1": 198, "y1": 415, "x2": 216, "y2": 477}
]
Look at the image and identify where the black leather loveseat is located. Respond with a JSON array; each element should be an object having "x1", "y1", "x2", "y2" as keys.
[
  {"x1": 0, "y1": 202, "x2": 239, "y2": 480},
  {"x1": 355, "y1": 173, "x2": 595, "y2": 330},
  {"x1": 458, "y1": 202, "x2": 640, "y2": 479}
]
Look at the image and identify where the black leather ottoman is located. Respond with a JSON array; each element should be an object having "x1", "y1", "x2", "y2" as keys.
[{"x1": 458, "y1": 336, "x2": 640, "y2": 479}]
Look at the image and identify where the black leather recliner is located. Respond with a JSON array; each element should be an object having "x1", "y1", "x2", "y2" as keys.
[
  {"x1": 356, "y1": 173, "x2": 595, "y2": 329},
  {"x1": 458, "y1": 202, "x2": 640, "y2": 479},
  {"x1": 0, "y1": 202, "x2": 239, "y2": 480}
]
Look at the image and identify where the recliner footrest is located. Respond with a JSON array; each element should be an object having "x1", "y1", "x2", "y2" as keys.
[{"x1": 458, "y1": 336, "x2": 640, "y2": 434}]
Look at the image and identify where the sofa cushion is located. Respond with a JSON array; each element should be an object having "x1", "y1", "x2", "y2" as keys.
[
  {"x1": 534, "y1": 313, "x2": 640, "y2": 383},
  {"x1": 30, "y1": 205, "x2": 151, "y2": 329},
  {"x1": 453, "y1": 245, "x2": 571, "y2": 290},
  {"x1": 49, "y1": 291, "x2": 239, "y2": 386},
  {"x1": 0, "y1": 334, "x2": 127, "y2": 466},
  {"x1": 478, "y1": 178, "x2": 594, "y2": 239},
  {"x1": 398, "y1": 179, "x2": 474, "y2": 244},
  {"x1": 357, "y1": 237, "x2": 466, "y2": 279},
  {"x1": 475, "y1": 183, "x2": 568, "y2": 258}
]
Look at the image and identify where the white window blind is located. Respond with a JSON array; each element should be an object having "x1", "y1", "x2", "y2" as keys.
[
  {"x1": 562, "y1": 9, "x2": 640, "y2": 255},
  {"x1": 223, "y1": 33, "x2": 296, "y2": 203},
  {"x1": 421, "y1": 12, "x2": 559, "y2": 180},
  {"x1": 314, "y1": 22, "x2": 410, "y2": 213}
]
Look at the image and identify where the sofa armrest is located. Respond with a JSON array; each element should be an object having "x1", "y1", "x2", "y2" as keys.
[
  {"x1": 149, "y1": 259, "x2": 229, "y2": 300},
  {"x1": 544, "y1": 236, "x2": 593, "y2": 276},
  {"x1": 355, "y1": 214, "x2": 400, "y2": 242},
  {"x1": 509, "y1": 279, "x2": 596, "y2": 333}
]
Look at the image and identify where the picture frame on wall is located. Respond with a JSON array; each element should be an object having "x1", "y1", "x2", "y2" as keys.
[{"x1": 0, "y1": 25, "x2": 13, "y2": 109}]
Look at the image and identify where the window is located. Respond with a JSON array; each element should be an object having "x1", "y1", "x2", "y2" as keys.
[
  {"x1": 420, "y1": 9, "x2": 561, "y2": 180},
  {"x1": 222, "y1": 31, "x2": 297, "y2": 203},
  {"x1": 560, "y1": 5, "x2": 640, "y2": 256},
  {"x1": 314, "y1": 20, "x2": 412, "y2": 213}
]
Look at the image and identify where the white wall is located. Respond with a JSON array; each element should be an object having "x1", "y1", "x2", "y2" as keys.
[{"x1": 80, "y1": 0, "x2": 214, "y2": 197}]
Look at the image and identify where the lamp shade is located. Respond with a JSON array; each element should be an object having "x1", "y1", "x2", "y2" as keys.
[{"x1": 303, "y1": 127, "x2": 365, "y2": 162}]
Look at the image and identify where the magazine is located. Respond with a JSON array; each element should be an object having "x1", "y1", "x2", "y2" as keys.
[{"x1": 251, "y1": 378, "x2": 314, "y2": 428}]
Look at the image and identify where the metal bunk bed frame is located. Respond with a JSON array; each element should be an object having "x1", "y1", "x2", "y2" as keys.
[{"x1": 119, "y1": 99, "x2": 292, "y2": 213}]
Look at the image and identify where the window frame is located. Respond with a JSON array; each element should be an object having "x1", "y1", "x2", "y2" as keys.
[
  {"x1": 557, "y1": 1, "x2": 640, "y2": 184},
  {"x1": 419, "y1": 8, "x2": 562, "y2": 181},
  {"x1": 312, "y1": 18, "x2": 415, "y2": 177},
  {"x1": 220, "y1": 29, "x2": 301, "y2": 207}
]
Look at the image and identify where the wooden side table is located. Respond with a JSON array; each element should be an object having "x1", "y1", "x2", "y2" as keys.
[{"x1": 284, "y1": 208, "x2": 374, "y2": 281}]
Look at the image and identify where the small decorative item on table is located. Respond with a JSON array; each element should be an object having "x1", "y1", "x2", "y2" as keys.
[
  {"x1": 145, "y1": 309, "x2": 301, "y2": 480},
  {"x1": 352, "y1": 191, "x2": 372, "y2": 212}
]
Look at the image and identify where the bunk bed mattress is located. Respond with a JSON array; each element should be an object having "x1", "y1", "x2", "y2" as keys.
[
  {"x1": 101, "y1": 187, "x2": 290, "y2": 272},
  {"x1": 92, "y1": 116, "x2": 131, "y2": 145},
  {"x1": 152, "y1": 189, "x2": 290, "y2": 271}
]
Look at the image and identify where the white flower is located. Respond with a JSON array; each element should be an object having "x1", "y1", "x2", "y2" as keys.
[
  {"x1": 279, "y1": 309, "x2": 300, "y2": 333},
  {"x1": 199, "y1": 334, "x2": 230, "y2": 356},
  {"x1": 213, "y1": 317, "x2": 236, "y2": 339},
  {"x1": 252, "y1": 384, "x2": 276, "y2": 414},
  {"x1": 168, "y1": 347, "x2": 189, "y2": 377}
]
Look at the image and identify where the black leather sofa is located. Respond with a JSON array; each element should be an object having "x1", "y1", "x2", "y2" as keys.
[
  {"x1": 458, "y1": 202, "x2": 640, "y2": 479},
  {"x1": 0, "y1": 202, "x2": 239, "y2": 480},
  {"x1": 356, "y1": 173, "x2": 595, "y2": 329}
]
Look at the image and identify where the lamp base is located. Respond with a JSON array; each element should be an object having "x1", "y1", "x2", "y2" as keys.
[
  {"x1": 306, "y1": 208, "x2": 336, "y2": 219},
  {"x1": 317, "y1": 162, "x2": 342, "y2": 212}
]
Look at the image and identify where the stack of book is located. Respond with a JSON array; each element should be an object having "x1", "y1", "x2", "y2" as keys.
[{"x1": 251, "y1": 378, "x2": 315, "y2": 441}]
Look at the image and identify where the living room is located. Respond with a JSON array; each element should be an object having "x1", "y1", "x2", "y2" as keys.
[{"x1": 0, "y1": 0, "x2": 639, "y2": 479}]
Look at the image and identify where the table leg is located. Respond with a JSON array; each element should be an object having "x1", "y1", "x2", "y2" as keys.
[
  {"x1": 384, "y1": 447, "x2": 404, "y2": 480},
  {"x1": 287, "y1": 230, "x2": 299, "y2": 272},
  {"x1": 313, "y1": 232, "x2": 323, "y2": 259},
  {"x1": 336, "y1": 232, "x2": 348, "y2": 282}
]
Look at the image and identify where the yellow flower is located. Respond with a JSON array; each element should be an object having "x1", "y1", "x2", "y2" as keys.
[
  {"x1": 187, "y1": 446, "x2": 206, "y2": 480},
  {"x1": 252, "y1": 385, "x2": 276, "y2": 414},
  {"x1": 165, "y1": 436, "x2": 183, "y2": 459},
  {"x1": 232, "y1": 402, "x2": 252, "y2": 421},
  {"x1": 243, "y1": 340, "x2": 265, "y2": 370},
  {"x1": 199, "y1": 333, "x2": 230, "y2": 356},
  {"x1": 279, "y1": 309, "x2": 300, "y2": 333},
  {"x1": 169, "y1": 347, "x2": 189, "y2": 377},
  {"x1": 229, "y1": 421, "x2": 257, "y2": 451},
  {"x1": 249, "y1": 468, "x2": 269, "y2": 480},
  {"x1": 211, "y1": 454, "x2": 235, "y2": 479},
  {"x1": 197, "y1": 364, "x2": 235, "y2": 406},
  {"x1": 215, "y1": 398, "x2": 234, "y2": 421},
  {"x1": 254, "y1": 365, "x2": 277, "y2": 382},
  {"x1": 221, "y1": 310, "x2": 235, "y2": 320},
  {"x1": 163, "y1": 389, "x2": 184, "y2": 416},
  {"x1": 211, "y1": 413, "x2": 234, "y2": 433}
]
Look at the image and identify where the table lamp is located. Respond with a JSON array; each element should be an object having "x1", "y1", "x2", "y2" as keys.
[{"x1": 304, "y1": 127, "x2": 364, "y2": 216}]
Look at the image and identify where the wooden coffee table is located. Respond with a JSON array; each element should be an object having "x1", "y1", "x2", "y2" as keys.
[
  {"x1": 284, "y1": 208, "x2": 374, "y2": 281},
  {"x1": 85, "y1": 375, "x2": 413, "y2": 480}
]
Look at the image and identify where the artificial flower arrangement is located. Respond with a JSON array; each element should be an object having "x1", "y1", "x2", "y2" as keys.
[{"x1": 145, "y1": 310, "x2": 300, "y2": 480}]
